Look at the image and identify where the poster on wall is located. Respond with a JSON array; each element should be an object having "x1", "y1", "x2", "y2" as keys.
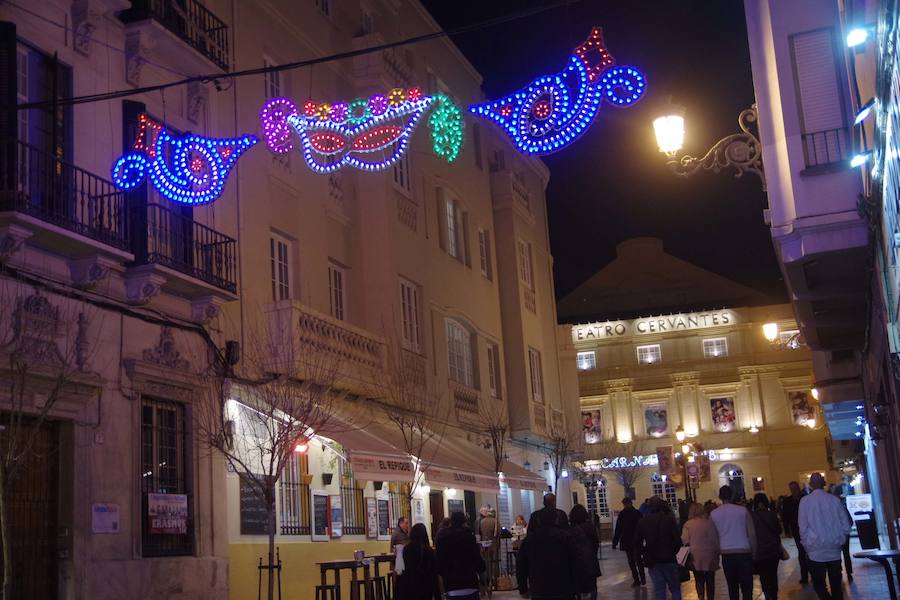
[
  {"x1": 645, "y1": 404, "x2": 668, "y2": 437},
  {"x1": 92, "y1": 503, "x2": 120, "y2": 534},
  {"x1": 412, "y1": 498, "x2": 426, "y2": 525},
  {"x1": 710, "y1": 397, "x2": 737, "y2": 432},
  {"x1": 311, "y1": 489, "x2": 330, "y2": 541},
  {"x1": 698, "y1": 455, "x2": 712, "y2": 482},
  {"x1": 582, "y1": 410, "x2": 602, "y2": 444},
  {"x1": 656, "y1": 446, "x2": 676, "y2": 476},
  {"x1": 790, "y1": 391, "x2": 815, "y2": 426},
  {"x1": 147, "y1": 493, "x2": 188, "y2": 535},
  {"x1": 377, "y1": 498, "x2": 391, "y2": 541},
  {"x1": 330, "y1": 495, "x2": 343, "y2": 538},
  {"x1": 366, "y1": 497, "x2": 378, "y2": 538}
]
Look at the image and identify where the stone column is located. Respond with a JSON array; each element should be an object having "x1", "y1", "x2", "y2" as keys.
[
  {"x1": 607, "y1": 378, "x2": 634, "y2": 441},
  {"x1": 672, "y1": 372, "x2": 701, "y2": 436}
]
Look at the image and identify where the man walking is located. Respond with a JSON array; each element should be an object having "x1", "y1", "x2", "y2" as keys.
[
  {"x1": 633, "y1": 497, "x2": 682, "y2": 600},
  {"x1": 799, "y1": 473, "x2": 852, "y2": 600},
  {"x1": 436, "y1": 511, "x2": 486, "y2": 600},
  {"x1": 518, "y1": 507, "x2": 577, "y2": 599},
  {"x1": 782, "y1": 481, "x2": 809, "y2": 583},
  {"x1": 527, "y1": 492, "x2": 569, "y2": 531},
  {"x1": 612, "y1": 497, "x2": 646, "y2": 586},
  {"x1": 711, "y1": 486, "x2": 756, "y2": 600}
]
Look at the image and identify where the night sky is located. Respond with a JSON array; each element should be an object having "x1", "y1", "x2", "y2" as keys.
[{"x1": 421, "y1": 0, "x2": 786, "y2": 304}]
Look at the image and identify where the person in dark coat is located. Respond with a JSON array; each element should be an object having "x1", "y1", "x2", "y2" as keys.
[
  {"x1": 570, "y1": 504, "x2": 601, "y2": 600},
  {"x1": 518, "y1": 507, "x2": 577, "y2": 599},
  {"x1": 527, "y1": 492, "x2": 569, "y2": 532},
  {"x1": 781, "y1": 481, "x2": 808, "y2": 583},
  {"x1": 435, "y1": 512, "x2": 485, "y2": 600},
  {"x1": 612, "y1": 497, "x2": 646, "y2": 586},
  {"x1": 750, "y1": 494, "x2": 782, "y2": 600},
  {"x1": 633, "y1": 497, "x2": 682, "y2": 600},
  {"x1": 397, "y1": 523, "x2": 440, "y2": 600}
]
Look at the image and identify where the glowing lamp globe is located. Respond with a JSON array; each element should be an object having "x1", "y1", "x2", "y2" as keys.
[
  {"x1": 846, "y1": 27, "x2": 870, "y2": 48},
  {"x1": 653, "y1": 114, "x2": 685, "y2": 156},
  {"x1": 811, "y1": 387, "x2": 820, "y2": 400},
  {"x1": 675, "y1": 426, "x2": 686, "y2": 442},
  {"x1": 762, "y1": 322, "x2": 779, "y2": 342}
]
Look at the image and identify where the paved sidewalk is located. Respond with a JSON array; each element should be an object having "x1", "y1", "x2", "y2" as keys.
[{"x1": 494, "y1": 538, "x2": 893, "y2": 599}]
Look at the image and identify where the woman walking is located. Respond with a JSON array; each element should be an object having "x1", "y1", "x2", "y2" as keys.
[
  {"x1": 750, "y1": 493, "x2": 782, "y2": 600},
  {"x1": 681, "y1": 502, "x2": 720, "y2": 600},
  {"x1": 397, "y1": 523, "x2": 440, "y2": 600},
  {"x1": 570, "y1": 504, "x2": 601, "y2": 600}
]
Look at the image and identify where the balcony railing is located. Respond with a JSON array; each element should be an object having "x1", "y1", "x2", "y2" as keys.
[
  {"x1": 452, "y1": 382, "x2": 480, "y2": 417},
  {"x1": 132, "y1": 203, "x2": 237, "y2": 292},
  {"x1": 533, "y1": 403, "x2": 547, "y2": 431},
  {"x1": 0, "y1": 139, "x2": 129, "y2": 251},
  {"x1": 801, "y1": 127, "x2": 850, "y2": 169},
  {"x1": 121, "y1": 0, "x2": 230, "y2": 70}
]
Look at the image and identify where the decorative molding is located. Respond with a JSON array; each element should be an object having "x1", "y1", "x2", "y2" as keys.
[
  {"x1": 125, "y1": 30, "x2": 150, "y2": 86},
  {"x1": 671, "y1": 371, "x2": 700, "y2": 386},
  {"x1": 191, "y1": 296, "x2": 223, "y2": 324},
  {"x1": 738, "y1": 365, "x2": 781, "y2": 377},
  {"x1": 142, "y1": 327, "x2": 190, "y2": 371},
  {"x1": 75, "y1": 312, "x2": 90, "y2": 372},
  {"x1": 605, "y1": 378, "x2": 632, "y2": 393},
  {"x1": 124, "y1": 359, "x2": 198, "y2": 402},
  {"x1": 0, "y1": 224, "x2": 32, "y2": 263},
  {"x1": 71, "y1": 0, "x2": 98, "y2": 56},
  {"x1": 187, "y1": 81, "x2": 209, "y2": 125},
  {"x1": 67, "y1": 255, "x2": 118, "y2": 290},
  {"x1": 5, "y1": 292, "x2": 66, "y2": 368},
  {"x1": 124, "y1": 268, "x2": 165, "y2": 305}
]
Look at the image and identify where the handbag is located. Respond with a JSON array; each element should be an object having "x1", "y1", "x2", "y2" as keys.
[
  {"x1": 678, "y1": 566, "x2": 691, "y2": 582},
  {"x1": 780, "y1": 544, "x2": 790, "y2": 561},
  {"x1": 676, "y1": 546, "x2": 691, "y2": 567}
]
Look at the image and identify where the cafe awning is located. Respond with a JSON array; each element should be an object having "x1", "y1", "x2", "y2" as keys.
[
  {"x1": 501, "y1": 461, "x2": 547, "y2": 492},
  {"x1": 420, "y1": 435, "x2": 500, "y2": 495},
  {"x1": 319, "y1": 420, "x2": 414, "y2": 483}
]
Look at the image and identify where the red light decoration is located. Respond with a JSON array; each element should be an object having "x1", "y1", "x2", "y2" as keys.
[
  {"x1": 132, "y1": 113, "x2": 164, "y2": 159},
  {"x1": 500, "y1": 105, "x2": 513, "y2": 117},
  {"x1": 351, "y1": 125, "x2": 403, "y2": 151},
  {"x1": 309, "y1": 132, "x2": 348, "y2": 154},
  {"x1": 574, "y1": 26, "x2": 615, "y2": 83},
  {"x1": 303, "y1": 101, "x2": 318, "y2": 117},
  {"x1": 407, "y1": 87, "x2": 423, "y2": 102},
  {"x1": 532, "y1": 99, "x2": 552, "y2": 119},
  {"x1": 189, "y1": 156, "x2": 205, "y2": 173}
]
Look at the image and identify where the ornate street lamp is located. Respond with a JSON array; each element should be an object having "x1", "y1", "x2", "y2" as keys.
[{"x1": 653, "y1": 101, "x2": 767, "y2": 191}]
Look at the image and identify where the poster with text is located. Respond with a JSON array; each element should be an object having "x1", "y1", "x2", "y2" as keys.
[
  {"x1": 790, "y1": 391, "x2": 815, "y2": 426},
  {"x1": 710, "y1": 397, "x2": 737, "y2": 432},
  {"x1": 582, "y1": 410, "x2": 602, "y2": 444},
  {"x1": 147, "y1": 493, "x2": 188, "y2": 535},
  {"x1": 366, "y1": 497, "x2": 378, "y2": 538},
  {"x1": 330, "y1": 495, "x2": 343, "y2": 538},
  {"x1": 645, "y1": 404, "x2": 669, "y2": 437},
  {"x1": 412, "y1": 498, "x2": 425, "y2": 525}
]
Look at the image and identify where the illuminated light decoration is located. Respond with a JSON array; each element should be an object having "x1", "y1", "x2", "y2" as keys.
[
  {"x1": 259, "y1": 89, "x2": 464, "y2": 173},
  {"x1": 112, "y1": 114, "x2": 257, "y2": 204},
  {"x1": 468, "y1": 26, "x2": 646, "y2": 155}
]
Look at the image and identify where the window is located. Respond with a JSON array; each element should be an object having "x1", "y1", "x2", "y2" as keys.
[
  {"x1": 478, "y1": 229, "x2": 493, "y2": 280},
  {"x1": 393, "y1": 153, "x2": 410, "y2": 194},
  {"x1": 141, "y1": 397, "x2": 193, "y2": 556},
  {"x1": 446, "y1": 319, "x2": 476, "y2": 388},
  {"x1": 360, "y1": 8, "x2": 375, "y2": 34},
  {"x1": 263, "y1": 56, "x2": 281, "y2": 98},
  {"x1": 279, "y1": 452, "x2": 310, "y2": 535},
  {"x1": 439, "y1": 190, "x2": 469, "y2": 265},
  {"x1": 651, "y1": 472, "x2": 677, "y2": 510},
  {"x1": 328, "y1": 262, "x2": 346, "y2": 321},
  {"x1": 584, "y1": 479, "x2": 610, "y2": 519},
  {"x1": 528, "y1": 347, "x2": 544, "y2": 403},
  {"x1": 636, "y1": 344, "x2": 661, "y2": 365},
  {"x1": 779, "y1": 330, "x2": 801, "y2": 349},
  {"x1": 518, "y1": 240, "x2": 534, "y2": 289},
  {"x1": 702, "y1": 337, "x2": 728, "y2": 358},
  {"x1": 270, "y1": 234, "x2": 291, "y2": 301},
  {"x1": 400, "y1": 278, "x2": 421, "y2": 353},
  {"x1": 576, "y1": 351, "x2": 596, "y2": 371},
  {"x1": 486, "y1": 343, "x2": 501, "y2": 398},
  {"x1": 315, "y1": 0, "x2": 331, "y2": 18}
]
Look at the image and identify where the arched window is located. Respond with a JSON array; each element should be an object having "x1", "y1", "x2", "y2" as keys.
[
  {"x1": 650, "y1": 472, "x2": 677, "y2": 509},
  {"x1": 718, "y1": 464, "x2": 746, "y2": 501},
  {"x1": 446, "y1": 318, "x2": 476, "y2": 388},
  {"x1": 583, "y1": 476, "x2": 610, "y2": 519}
]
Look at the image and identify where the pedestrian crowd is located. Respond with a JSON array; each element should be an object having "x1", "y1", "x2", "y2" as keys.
[{"x1": 393, "y1": 473, "x2": 855, "y2": 600}]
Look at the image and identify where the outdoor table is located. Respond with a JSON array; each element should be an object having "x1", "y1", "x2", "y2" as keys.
[
  {"x1": 317, "y1": 558, "x2": 375, "y2": 600},
  {"x1": 853, "y1": 549, "x2": 900, "y2": 600}
]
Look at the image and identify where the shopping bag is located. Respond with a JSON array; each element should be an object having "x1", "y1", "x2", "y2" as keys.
[
  {"x1": 394, "y1": 544, "x2": 405, "y2": 575},
  {"x1": 676, "y1": 546, "x2": 691, "y2": 567}
]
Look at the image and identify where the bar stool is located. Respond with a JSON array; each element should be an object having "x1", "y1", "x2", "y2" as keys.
[
  {"x1": 352, "y1": 577, "x2": 386, "y2": 600},
  {"x1": 315, "y1": 584, "x2": 337, "y2": 600}
]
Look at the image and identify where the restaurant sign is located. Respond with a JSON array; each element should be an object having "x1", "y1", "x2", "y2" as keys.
[
  {"x1": 425, "y1": 466, "x2": 500, "y2": 494},
  {"x1": 572, "y1": 310, "x2": 737, "y2": 342},
  {"x1": 502, "y1": 475, "x2": 546, "y2": 492},
  {"x1": 350, "y1": 452, "x2": 414, "y2": 483}
]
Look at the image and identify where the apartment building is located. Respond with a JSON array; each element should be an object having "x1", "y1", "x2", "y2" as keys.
[
  {"x1": 0, "y1": 1, "x2": 575, "y2": 598},
  {"x1": 743, "y1": 0, "x2": 896, "y2": 545}
]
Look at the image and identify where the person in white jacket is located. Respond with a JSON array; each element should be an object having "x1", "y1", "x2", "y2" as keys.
[{"x1": 799, "y1": 473, "x2": 852, "y2": 600}]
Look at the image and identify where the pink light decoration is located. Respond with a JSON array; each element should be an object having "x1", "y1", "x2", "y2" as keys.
[
  {"x1": 330, "y1": 102, "x2": 349, "y2": 123},
  {"x1": 368, "y1": 94, "x2": 388, "y2": 116}
]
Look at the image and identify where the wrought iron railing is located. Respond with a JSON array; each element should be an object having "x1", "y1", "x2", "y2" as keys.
[
  {"x1": 121, "y1": 0, "x2": 230, "y2": 70},
  {"x1": 133, "y1": 203, "x2": 237, "y2": 292},
  {"x1": 801, "y1": 127, "x2": 850, "y2": 168},
  {"x1": 340, "y1": 484, "x2": 366, "y2": 535},
  {"x1": 0, "y1": 139, "x2": 129, "y2": 250}
]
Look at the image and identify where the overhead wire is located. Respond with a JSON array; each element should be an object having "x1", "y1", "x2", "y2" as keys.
[{"x1": 8, "y1": 0, "x2": 584, "y2": 111}]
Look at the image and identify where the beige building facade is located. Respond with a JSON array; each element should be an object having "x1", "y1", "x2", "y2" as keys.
[{"x1": 0, "y1": 1, "x2": 575, "y2": 598}]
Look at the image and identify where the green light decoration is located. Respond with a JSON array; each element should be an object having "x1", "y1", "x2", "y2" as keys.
[
  {"x1": 429, "y1": 93, "x2": 464, "y2": 162},
  {"x1": 347, "y1": 98, "x2": 371, "y2": 126}
]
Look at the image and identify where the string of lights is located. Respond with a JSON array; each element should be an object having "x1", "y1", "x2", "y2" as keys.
[{"x1": 8, "y1": 0, "x2": 585, "y2": 112}]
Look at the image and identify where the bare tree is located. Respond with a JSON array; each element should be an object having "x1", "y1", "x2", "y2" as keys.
[
  {"x1": 545, "y1": 435, "x2": 573, "y2": 495},
  {"x1": 196, "y1": 312, "x2": 343, "y2": 600},
  {"x1": 0, "y1": 282, "x2": 96, "y2": 600},
  {"x1": 596, "y1": 438, "x2": 645, "y2": 497},
  {"x1": 476, "y1": 398, "x2": 508, "y2": 477},
  {"x1": 371, "y1": 336, "x2": 449, "y2": 511}
]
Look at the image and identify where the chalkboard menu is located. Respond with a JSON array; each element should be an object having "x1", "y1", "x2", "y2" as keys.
[
  {"x1": 239, "y1": 473, "x2": 270, "y2": 535},
  {"x1": 377, "y1": 498, "x2": 390, "y2": 538},
  {"x1": 312, "y1": 493, "x2": 330, "y2": 539}
]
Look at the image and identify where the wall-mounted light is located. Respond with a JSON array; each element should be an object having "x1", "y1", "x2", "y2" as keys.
[
  {"x1": 855, "y1": 98, "x2": 876, "y2": 125},
  {"x1": 846, "y1": 26, "x2": 872, "y2": 48},
  {"x1": 850, "y1": 152, "x2": 872, "y2": 168},
  {"x1": 561, "y1": 469, "x2": 569, "y2": 478},
  {"x1": 762, "y1": 322, "x2": 779, "y2": 342},
  {"x1": 749, "y1": 425, "x2": 760, "y2": 434},
  {"x1": 675, "y1": 426, "x2": 686, "y2": 442},
  {"x1": 811, "y1": 388, "x2": 820, "y2": 400}
]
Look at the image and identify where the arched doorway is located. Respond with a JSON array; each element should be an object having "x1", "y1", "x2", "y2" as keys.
[
  {"x1": 650, "y1": 472, "x2": 677, "y2": 510},
  {"x1": 718, "y1": 463, "x2": 746, "y2": 501}
]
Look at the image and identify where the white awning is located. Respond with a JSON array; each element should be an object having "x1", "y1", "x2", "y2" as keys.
[{"x1": 320, "y1": 421, "x2": 413, "y2": 483}]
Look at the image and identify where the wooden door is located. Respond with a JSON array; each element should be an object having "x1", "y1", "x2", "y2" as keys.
[{"x1": 429, "y1": 491, "x2": 444, "y2": 542}]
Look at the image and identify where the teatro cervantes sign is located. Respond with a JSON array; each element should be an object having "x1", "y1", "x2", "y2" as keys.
[{"x1": 572, "y1": 310, "x2": 737, "y2": 342}]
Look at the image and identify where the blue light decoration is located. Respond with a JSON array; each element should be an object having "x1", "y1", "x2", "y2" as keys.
[
  {"x1": 259, "y1": 87, "x2": 464, "y2": 174},
  {"x1": 468, "y1": 27, "x2": 646, "y2": 155},
  {"x1": 112, "y1": 113, "x2": 257, "y2": 204}
]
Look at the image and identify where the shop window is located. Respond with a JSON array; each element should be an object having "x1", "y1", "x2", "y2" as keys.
[{"x1": 650, "y1": 472, "x2": 677, "y2": 511}]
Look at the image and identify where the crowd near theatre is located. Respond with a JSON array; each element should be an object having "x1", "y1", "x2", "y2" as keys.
[{"x1": 1, "y1": 0, "x2": 897, "y2": 598}]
